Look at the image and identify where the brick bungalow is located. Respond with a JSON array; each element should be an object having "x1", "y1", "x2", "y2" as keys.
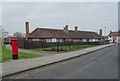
[{"x1": 25, "y1": 22, "x2": 103, "y2": 42}]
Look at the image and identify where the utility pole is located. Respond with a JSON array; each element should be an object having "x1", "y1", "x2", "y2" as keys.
[
  {"x1": 8, "y1": 32, "x2": 10, "y2": 45},
  {"x1": 104, "y1": 26, "x2": 106, "y2": 36}
]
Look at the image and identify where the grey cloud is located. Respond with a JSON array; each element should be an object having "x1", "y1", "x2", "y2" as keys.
[{"x1": 3, "y1": 2, "x2": 118, "y2": 36}]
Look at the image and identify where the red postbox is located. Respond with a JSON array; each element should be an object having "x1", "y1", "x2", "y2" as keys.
[{"x1": 11, "y1": 39, "x2": 19, "y2": 60}]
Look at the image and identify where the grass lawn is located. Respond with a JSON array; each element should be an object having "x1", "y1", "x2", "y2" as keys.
[
  {"x1": 31, "y1": 45, "x2": 97, "y2": 52},
  {"x1": 0, "y1": 44, "x2": 42, "y2": 62}
]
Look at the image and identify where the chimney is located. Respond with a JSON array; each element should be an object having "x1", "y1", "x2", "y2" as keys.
[
  {"x1": 25, "y1": 22, "x2": 29, "y2": 36},
  {"x1": 64, "y1": 25, "x2": 68, "y2": 31},
  {"x1": 63, "y1": 27, "x2": 66, "y2": 30},
  {"x1": 75, "y1": 26, "x2": 78, "y2": 31},
  {"x1": 110, "y1": 30, "x2": 112, "y2": 33},
  {"x1": 99, "y1": 29, "x2": 102, "y2": 36}
]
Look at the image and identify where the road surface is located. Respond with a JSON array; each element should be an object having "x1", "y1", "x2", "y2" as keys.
[{"x1": 4, "y1": 44, "x2": 118, "y2": 79}]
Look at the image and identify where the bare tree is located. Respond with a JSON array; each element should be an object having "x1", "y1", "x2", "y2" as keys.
[
  {"x1": 0, "y1": 26, "x2": 9, "y2": 38},
  {"x1": 13, "y1": 32, "x2": 25, "y2": 38},
  {"x1": 0, "y1": 26, "x2": 3, "y2": 38}
]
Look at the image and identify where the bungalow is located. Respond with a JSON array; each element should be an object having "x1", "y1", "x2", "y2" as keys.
[
  {"x1": 108, "y1": 30, "x2": 120, "y2": 43},
  {"x1": 25, "y1": 22, "x2": 103, "y2": 42}
]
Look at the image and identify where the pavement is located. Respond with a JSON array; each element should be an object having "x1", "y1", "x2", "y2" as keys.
[
  {"x1": 0, "y1": 64, "x2": 2, "y2": 80},
  {"x1": 1, "y1": 44, "x2": 113, "y2": 78},
  {"x1": 6, "y1": 45, "x2": 53, "y2": 56}
]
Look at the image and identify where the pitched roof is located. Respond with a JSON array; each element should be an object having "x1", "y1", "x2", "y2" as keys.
[
  {"x1": 28, "y1": 28, "x2": 102, "y2": 39},
  {"x1": 108, "y1": 30, "x2": 120, "y2": 36}
]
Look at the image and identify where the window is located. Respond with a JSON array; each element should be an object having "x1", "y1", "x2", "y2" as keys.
[
  {"x1": 93, "y1": 39, "x2": 96, "y2": 42},
  {"x1": 33, "y1": 39, "x2": 40, "y2": 41},
  {"x1": 89, "y1": 39, "x2": 93, "y2": 42},
  {"x1": 46, "y1": 39, "x2": 51, "y2": 42},
  {"x1": 52, "y1": 38, "x2": 56, "y2": 42},
  {"x1": 59, "y1": 39, "x2": 63, "y2": 42},
  {"x1": 83, "y1": 39, "x2": 86, "y2": 42},
  {"x1": 95, "y1": 39, "x2": 98, "y2": 41},
  {"x1": 118, "y1": 39, "x2": 120, "y2": 41}
]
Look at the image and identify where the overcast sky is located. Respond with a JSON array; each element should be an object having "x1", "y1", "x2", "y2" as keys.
[{"x1": 2, "y1": 2, "x2": 118, "y2": 36}]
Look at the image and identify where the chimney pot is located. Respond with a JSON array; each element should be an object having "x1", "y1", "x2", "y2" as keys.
[
  {"x1": 75, "y1": 26, "x2": 78, "y2": 31},
  {"x1": 110, "y1": 31, "x2": 112, "y2": 33},
  {"x1": 64, "y1": 25, "x2": 68, "y2": 30}
]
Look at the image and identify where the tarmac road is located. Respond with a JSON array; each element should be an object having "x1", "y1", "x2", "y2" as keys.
[{"x1": 4, "y1": 44, "x2": 118, "y2": 79}]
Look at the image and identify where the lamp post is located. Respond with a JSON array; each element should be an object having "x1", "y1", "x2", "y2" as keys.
[
  {"x1": 104, "y1": 26, "x2": 106, "y2": 36},
  {"x1": 104, "y1": 26, "x2": 106, "y2": 44}
]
